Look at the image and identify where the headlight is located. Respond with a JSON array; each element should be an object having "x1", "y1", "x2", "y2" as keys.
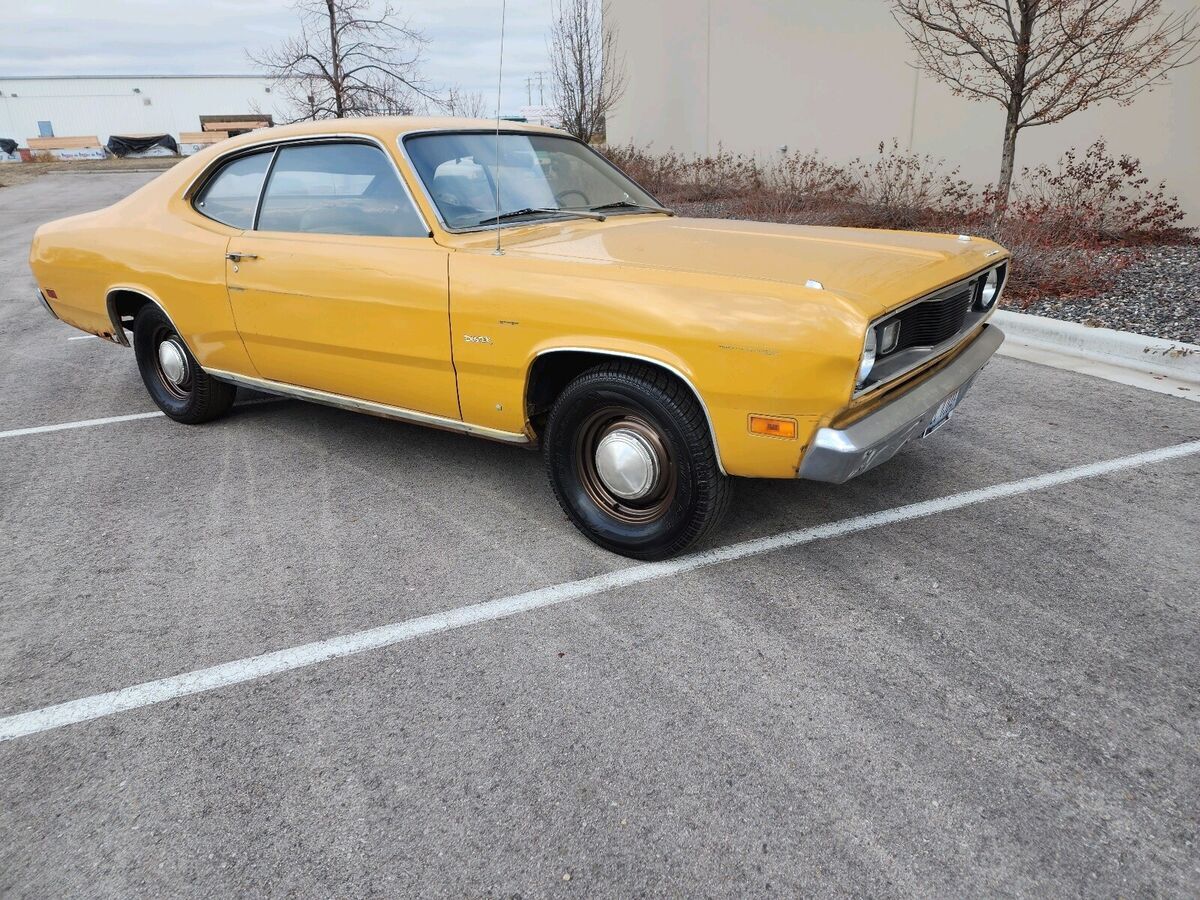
[
  {"x1": 857, "y1": 327, "x2": 877, "y2": 388},
  {"x1": 976, "y1": 267, "x2": 1002, "y2": 309}
]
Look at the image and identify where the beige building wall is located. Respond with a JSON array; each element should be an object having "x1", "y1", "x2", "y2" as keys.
[{"x1": 607, "y1": 0, "x2": 1200, "y2": 221}]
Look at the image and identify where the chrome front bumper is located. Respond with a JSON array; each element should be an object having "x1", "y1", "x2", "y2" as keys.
[
  {"x1": 37, "y1": 290, "x2": 59, "y2": 321},
  {"x1": 797, "y1": 324, "x2": 1004, "y2": 484}
]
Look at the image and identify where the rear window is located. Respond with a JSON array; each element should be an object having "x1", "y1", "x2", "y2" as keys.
[{"x1": 194, "y1": 150, "x2": 273, "y2": 229}]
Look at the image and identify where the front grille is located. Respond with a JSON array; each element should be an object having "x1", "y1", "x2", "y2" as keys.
[
  {"x1": 892, "y1": 288, "x2": 973, "y2": 351},
  {"x1": 855, "y1": 262, "x2": 1005, "y2": 398}
]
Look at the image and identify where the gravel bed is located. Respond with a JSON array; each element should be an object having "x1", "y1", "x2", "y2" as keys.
[{"x1": 1011, "y1": 244, "x2": 1199, "y2": 344}]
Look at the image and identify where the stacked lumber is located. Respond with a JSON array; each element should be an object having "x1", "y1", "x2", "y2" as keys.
[
  {"x1": 27, "y1": 136, "x2": 106, "y2": 160},
  {"x1": 179, "y1": 131, "x2": 230, "y2": 156},
  {"x1": 27, "y1": 136, "x2": 103, "y2": 150},
  {"x1": 179, "y1": 131, "x2": 229, "y2": 145},
  {"x1": 201, "y1": 120, "x2": 269, "y2": 132}
]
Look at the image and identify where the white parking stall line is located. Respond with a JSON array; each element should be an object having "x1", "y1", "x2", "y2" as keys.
[
  {"x1": 0, "y1": 398, "x2": 288, "y2": 441},
  {"x1": 67, "y1": 335, "x2": 100, "y2": 341},
  {"x1": 3, "y1": 438, "x2": 1198, "y2": 743},
  {"x1": 0, "y1": 410, "x2": 166, "y2": 438}
]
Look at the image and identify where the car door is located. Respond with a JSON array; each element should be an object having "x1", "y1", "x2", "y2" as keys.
[{"x1": 224, "y1": 140, "x2": 460, "y2": 420}]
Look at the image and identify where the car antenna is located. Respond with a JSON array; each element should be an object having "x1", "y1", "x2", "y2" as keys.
[{"x1": 492, "y1": 0, "x2": 508, "y2": 257}]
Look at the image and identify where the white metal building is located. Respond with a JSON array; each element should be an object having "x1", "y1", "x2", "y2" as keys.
[{"x1": 0, "y1": 75, "x2": 276, "y2": 148}]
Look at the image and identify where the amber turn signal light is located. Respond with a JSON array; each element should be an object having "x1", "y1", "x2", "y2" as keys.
[{"x1": 748, "y1": 415, "x2": 798, "y2": 439}]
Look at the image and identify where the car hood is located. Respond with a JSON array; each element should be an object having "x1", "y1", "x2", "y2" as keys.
[{"x1": 503, "y1": 216, "x2": 1006, "y2": 318}]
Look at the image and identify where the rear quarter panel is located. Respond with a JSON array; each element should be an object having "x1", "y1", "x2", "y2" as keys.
[{"x1": 29, "y1": 162, "x2": 256, "y2": 374}]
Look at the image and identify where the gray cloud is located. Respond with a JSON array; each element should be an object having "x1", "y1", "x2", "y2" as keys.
[{"x1": 1, "y1": 0, "x2": 553, "y2": 114}]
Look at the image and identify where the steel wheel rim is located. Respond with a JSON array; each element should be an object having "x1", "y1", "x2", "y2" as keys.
[
  {"x1": 575, "y1": 406, "x2": 676, "y2": 524},
  {"x1": 153, "y1": 329, "x2": 192, "y2": 399}
]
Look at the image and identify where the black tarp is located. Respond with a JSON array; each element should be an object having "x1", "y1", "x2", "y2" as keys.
[
  {"x1": 106, "y1": 134, "x2": 178, "y2": 157},
  {"x1": 0, "y1": 139, "x2": 17, "y2": 155}
]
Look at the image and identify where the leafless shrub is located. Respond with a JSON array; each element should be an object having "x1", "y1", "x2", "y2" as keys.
[
  {"x1": 848, "y1": 140, "x2": 977, "y2": 229},
  {"x1": 765, "y1": 150, "x2": 855, "y2": 202},
  {"x1": 1008, "y1": 138, "x2": 1189, "y2": 243},
  {"x1": 990, "y1": 220, "x2": 1138, "y2": 304},
  {"x1": 596, "y1": 138, "x2": 1194, "y2": 302},
  {"x1": 675, "y1": 148, "x2": 763, "y2": 202},
  {"x1": 604, "y1": 144, "x2": 763, "y2": 203}
]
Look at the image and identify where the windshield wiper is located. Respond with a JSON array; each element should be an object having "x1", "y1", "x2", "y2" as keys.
[
  {"x1": 476, "y1": 207, "x2": 607, "y2": 226},
  {"x1": 589, "y1": 200, "x2": 674, "y2": 216}
]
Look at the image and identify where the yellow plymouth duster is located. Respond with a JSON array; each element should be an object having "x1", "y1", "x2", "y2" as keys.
[{"x1": 30, "y1": 117, "x2": 1008, "y2": 559}]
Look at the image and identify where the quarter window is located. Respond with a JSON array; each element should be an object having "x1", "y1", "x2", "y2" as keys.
[
  {"x1": 256, "y1": 142, "x2": 427, "y2": 237},
  {"x1": 194, "y1": 150, "x2": 273, "y2": 229}
]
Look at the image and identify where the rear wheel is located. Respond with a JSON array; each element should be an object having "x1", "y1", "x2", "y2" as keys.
[
  {"x1": 544, "y1": 362, "x2": 731, "y2": 560},
  {"x1": 133, "y1": 304, "x2": 235, "y2": 423}
]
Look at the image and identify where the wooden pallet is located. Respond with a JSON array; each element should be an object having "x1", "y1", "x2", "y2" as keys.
[
  {"x1": 27, "y1": 136, "x2": 103, "y2": 150},
  {"x1": 201, "y1": 120, "x2": 269, "y2": 132},
  {"x1": 180, "y1": 131, "x2": 229, "y2": 144}
]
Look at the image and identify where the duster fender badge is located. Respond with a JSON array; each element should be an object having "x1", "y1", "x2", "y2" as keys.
[{"x1": 464, "y1": 334, "x2": 493, "y2": 345}]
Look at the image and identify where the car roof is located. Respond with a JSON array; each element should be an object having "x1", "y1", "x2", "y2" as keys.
[{"x1": 217, "y1": 115, "x2": 568, "y2": 151}]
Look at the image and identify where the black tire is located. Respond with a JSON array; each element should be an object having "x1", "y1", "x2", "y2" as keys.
[
  {"x1": 133, "y1": 304, "x2": 236, "y2": 424},
  {"x1": 544, "y1": 361, "x2": 731, "y2": 560}
]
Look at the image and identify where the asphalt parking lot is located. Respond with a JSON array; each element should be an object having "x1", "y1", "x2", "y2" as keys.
[{"x1": 2, "y1": 173, "x2": 1199, "y2": 898}]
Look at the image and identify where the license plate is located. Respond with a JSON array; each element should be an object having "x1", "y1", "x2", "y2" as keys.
[{"x1": 922, "y1": 390, "x2": 961, "y2": 438}]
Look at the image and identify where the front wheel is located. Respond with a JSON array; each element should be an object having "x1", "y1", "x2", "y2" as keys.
[
  {"x1": 133, "y1": 304, "x2": 235, "y2": 423},
  {"x1": 544, "y1": 362, "x2": 731, "y2": 560}
]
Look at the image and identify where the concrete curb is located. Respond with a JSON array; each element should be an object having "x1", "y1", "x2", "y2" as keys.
[{"x1": 992, "y1": 309, "x2": 1200, "y2": 400}]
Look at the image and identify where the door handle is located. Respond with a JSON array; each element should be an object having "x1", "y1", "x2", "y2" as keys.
[{"x1": 226, "y1": 252, "x2": 258, "y2": 261}]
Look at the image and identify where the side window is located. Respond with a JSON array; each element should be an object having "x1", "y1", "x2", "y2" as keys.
[
  {"x1": 194, "y1": 150, "x2": 273, "y2": 229},
  {"x1": 256, "y1": 143, "x2": 427, "y2": 238}
]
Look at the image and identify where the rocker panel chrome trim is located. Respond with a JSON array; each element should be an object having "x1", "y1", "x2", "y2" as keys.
[{"x1": 206, "y1": 369, "x2": 531, "y2": 445}]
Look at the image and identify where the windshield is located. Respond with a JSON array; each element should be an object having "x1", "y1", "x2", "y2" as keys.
[{"x1": 404, "y1": 132, "x2": 660, "y2": 229}]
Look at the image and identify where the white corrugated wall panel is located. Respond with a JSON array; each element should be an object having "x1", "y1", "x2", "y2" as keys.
[{"x1": 0, "y1": 76, "x2": 275, "y2": 145}]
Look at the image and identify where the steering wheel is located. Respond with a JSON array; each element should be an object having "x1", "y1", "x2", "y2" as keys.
[{"x1": 555, "y1": 189, "x2": 590, "y2": 208}]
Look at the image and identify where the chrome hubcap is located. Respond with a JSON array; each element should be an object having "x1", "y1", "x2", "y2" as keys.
[
  {"x1": 157, "y1": 338, "x2": 189, "y2": 387},
  {"x1": 594, "y1": 427, "x2": 660, "y2": 500}
]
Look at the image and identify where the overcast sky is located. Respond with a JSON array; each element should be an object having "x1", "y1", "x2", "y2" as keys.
[{"x1": 1, "y1": 0, "x2": 554, "y2": 114}]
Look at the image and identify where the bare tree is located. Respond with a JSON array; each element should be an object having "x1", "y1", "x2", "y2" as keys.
[
  {"x1": 442, "y1": 86, "x2": 489, "y2": 118},
  {"x1": 891, "y1": 0, "x2": 1200, "y2": 214},
  {"x1": 251, "y1": 0, "x2": 435, "y2": 121},
  {"x1": 548, "y1": 0, "x2": 627, "y2": 142}
]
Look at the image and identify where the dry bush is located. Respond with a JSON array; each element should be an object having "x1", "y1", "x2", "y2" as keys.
[
  {"x1": 988, "y1": 139, "x2": 1191, "y2": 302},
  {"x1": 847, "y1": 140, "x2": 977, "y2": 230},
  {"x1": 738, "y1": 150, "x2": 858, "y2": 225},
  {"x1": 765, "y1": 150, "x2": 855, "y2": 201},
  {"x1": 1009, "y1": 139, "x2": 1190, "y2": 244},
  {"x1": 603, "y1": 143, "x2": 682, "y2": 197},
  {"x1": 597, "y1": 137, "x2": 1193, "y2": 301},
  {"x1": 988, "y1": 217, "x2": 1135, "y2": 304},
  {"x1": 604, "y1": 144, "x2": 762, "y2": 203},
  {"x1": 675, "y1": 148, "x2": 763, "y2": 202}
]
